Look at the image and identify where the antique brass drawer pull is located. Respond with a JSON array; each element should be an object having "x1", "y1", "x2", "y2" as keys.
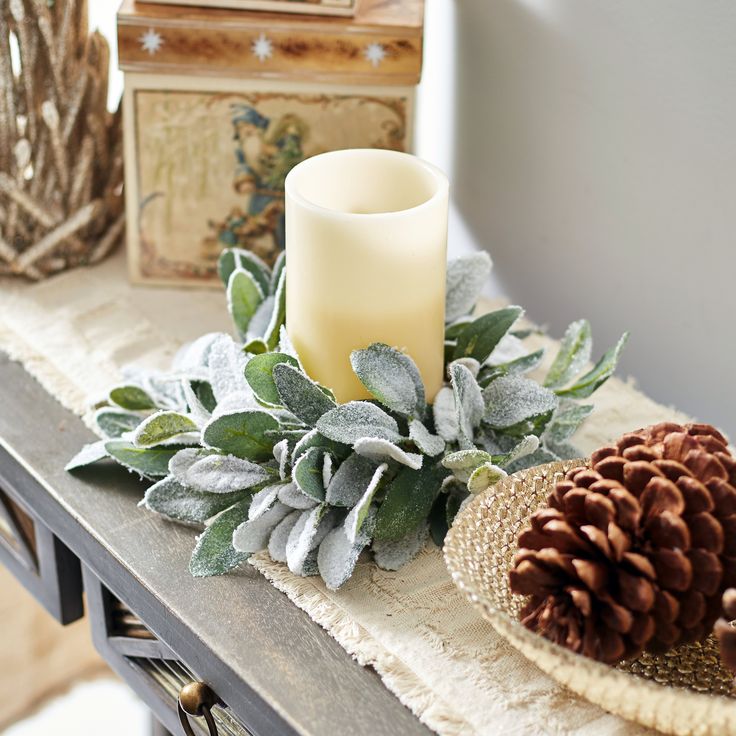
[{"x1": 178, "y1": 681, "x2": 221, "y2": 736}]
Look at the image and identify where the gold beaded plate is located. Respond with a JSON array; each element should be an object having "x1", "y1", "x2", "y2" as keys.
[{"x1": 444, "y1": 460, "x2": 736, "y2": 736}]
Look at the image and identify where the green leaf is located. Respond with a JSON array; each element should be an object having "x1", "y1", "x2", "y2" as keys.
[
  {"x1": 202, "y1": 410, "x2": 278, "y2": 461},
  {"x1": 316, "y1": 401, "x2": 401, "y2": 445},
  {"x1": 445, "y1": 252, "x2": 493, "y2": 322},
  {"x1": 243, "y1": 337, "x2": 269, "y2": 355},
  {"x1": 483, "y1": 374, "x2": 559, "y2": 430},
  {"x1": 373, "y1": 463, "x2": 448, "y2": 541},
  {"x1": 244, "y1": 352, "x2": 299, "y2": 407},
  {"x1": 65, "y1": 440, "x2": 109, "y2": 471},
  {"x1": 450, "y1": 363, "x2": 484, "y2": 448},
  {"x1": 109, "y1": 385, "x2": 156, "y2": 411},
  {"x1": 317, "y1": 510, "x2": 377, "y2": 590},
  {"x1": 232, "y1": 502, "x2": 291, "y2": 554},
  {"x1": 191, "y1": 380, "x2": 217, "y2": 413},
  {"x1": 543, "y1": 402, "x2": 594, "y2": 444},
  {"x1": 270, "y1": 250, "x2": 286, "y2": 294},
  {"x1": 555, "y1": 333, "x2": 629, "y2": 399},
  {"x1": 278, "y1": 481, "x2": 318, "y2": 510},
  {"x1": 505, "y1": 447, "x2": 560, "y2": 474},
  {"x1": 286, "y1": 504, "x2": 337, "y2": 576},
  {"x1": 478, "y1": 349, "x2": 545, "y2": 386},
  {"x1": 494, "y1": 435, "x2": 540, "y2": 468},
  {"x1": 350, "y1": 343, "x2": 426, "y2": 418},
  {"x1": 445, "y1": 316, "x2": 474, "y2": 341},
  {"x1": 441, "y1": 448, "x2": 492, "y2": 483},
  {"x1": 94, "y1": 408, "x2": 142, "y2": 438},
  {"x1": 142, "y1": 476, "x2": 248, "y2": 525},
  {"x1": 170, "y1": 449, "x2": 269, "y2": 492},
  {"x1": 273, "y1": 363, "x2": 336, "y2": 427},
  {"x1": 264, "y1": 267, "x2": 286, "y2": 350},
  {"x1": 133, "y1": 411, "x2": 198, "y2": 447},
  {"x1": 104, "y1": 440, "x2": 178, "y2": 478},
  {"x1": 408, "y1": 419, "x2": 445, "y2": 456},
  {"x1": 453, "y1": 306, "x2": 523, "y2": 362},
  {"x1": 373, "y1": 523, "x2": 429, "y2": 571},
  {"x1": 432, "y1": 386, "x2": 458, "y2": 442},
  {"x1": 190, "y1": 499, "x2": 252, "y2": 577},
  {"x1": 227, "y1": 268, "x2": 264, "y2": 339},
  {"x1": 353, "y1": 437, "x2": 423, "y2": 470},
  {"x1": 467, "y1": 463, "x2": 507, "y2": 494},
  {"x1": 291, "y1": 428, "x2": 348, "y2": 464},
  {"x1": 218, "y1": 247, "x2": 271, "y2": 295},
  {"x1": 345, "y1": 463, "x2": 388, "y2": 543},
  {"x1": 325, "y1": 453, "x2": 381, "y2": 508},
  {"x1": 293, "y1": 446, "x2": 327, "y2": 501},
  {"x1": 544, "y1": 319, "x2": 593, "y2": 389}
]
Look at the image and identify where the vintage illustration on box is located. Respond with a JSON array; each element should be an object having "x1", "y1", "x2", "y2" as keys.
[{"x1": 134, "y1": 90, "x2": 408, "y2": 281}]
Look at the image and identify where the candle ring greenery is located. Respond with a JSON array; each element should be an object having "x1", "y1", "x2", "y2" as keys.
[{"x1": 67, "y1": 248, "x2": 627, "y2": 589}]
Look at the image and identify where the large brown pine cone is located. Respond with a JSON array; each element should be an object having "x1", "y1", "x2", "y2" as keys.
[{"x1": 509, "y1": 422, "x2": 736, "y2": 664}]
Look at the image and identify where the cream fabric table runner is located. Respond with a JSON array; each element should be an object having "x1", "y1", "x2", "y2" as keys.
[{"x1": 0, "y1": 252, "x2": 687, "y2": 735}]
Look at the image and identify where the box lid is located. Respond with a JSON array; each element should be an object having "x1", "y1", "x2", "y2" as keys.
[{"x1": 117, "y1": 0, "x2": 424, "y2": 86}]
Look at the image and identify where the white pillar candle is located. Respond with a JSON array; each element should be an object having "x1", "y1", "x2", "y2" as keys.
[{"x1": 285, "y1": 149, "x2": 449, "y2": 403}]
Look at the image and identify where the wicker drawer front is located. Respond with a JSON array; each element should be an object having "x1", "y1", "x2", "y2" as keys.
[
  {"x1": 0, "y1": 445, "x2": 83, "y2": 624},
  {"x1": 83, "y1": 566, "x2": 255, "y2": 736}
]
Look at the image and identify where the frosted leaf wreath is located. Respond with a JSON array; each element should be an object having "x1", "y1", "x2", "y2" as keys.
[{"x1": 67, "y1": 248, "x2": 627, "y2": 589}]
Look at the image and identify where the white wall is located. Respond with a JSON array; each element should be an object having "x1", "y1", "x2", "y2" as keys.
[{"x1": 453, "y1": 0, "x2": 736, "y2": 437}]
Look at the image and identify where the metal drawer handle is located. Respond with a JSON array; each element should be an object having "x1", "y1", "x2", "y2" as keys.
[{"x1": 178, "y1": 682, "x2": 220, "y2": 736}]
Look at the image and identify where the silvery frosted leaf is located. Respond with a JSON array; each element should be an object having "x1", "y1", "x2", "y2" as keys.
[
  {"x1": 293, "y1": 446, "x2": 326, "y2": 501},
  {"x1": 545, "y1": 439, "x2": 581, "y2": 461},
  {"x1": 272, "y1": 438, "x2": 290, "y2": 479},
  {"x1": 278, "y1": 325, "x2": 301, "y2": 364},
  {"x1": 247, "y1": 295, "x2": 275, "y2": 342},
  {"x1": 317, "y1": 508, "x2": 376, "y2": 591},
  {"x1": 268, "y1": 510, "x2": 301, "y2": 563},
  {"x1": 505, "y1": 447, "x2": 560, "y2": 474},
  {"x1": 190, "y1": 499, "x2": 252, "y2": 577},
  {"x1": 345, "y1": 463, "x2": 387, "y2": 543},
  {"x1": 232, "y1": 502, "x2": 291, "y2": 554},
  {"x1": 263, "y1": 267, "x2": 286, "y2": 350},
  {"x1": 450, "y1": 357, "x2": 480, "y2": 377},
  {"x1": 182, "y1": 381, "x2": 212, "y2": 427},
  {"x1": 133, "y1": 411, "x2": 199, "y2": 447},
  {"x1": 94, "y1": 407, "x2": 142, "y2": 438},
  {"x1": 483, "y1": 374, "x2": 559, "y2": 430},
  {"x1": 322, "y1": 453, "x2": 333, "y2": 489},
  {"x1": 65, "y1": 440, "x2": 108, "y2": 471},
  {"x1": 542, "y1": 401, "x2": 594, "y2": 444},
  {"x1": 104, "y1": 440, "x2": 177, "y2": 478},
  {"x1": 278, "y1": 481, "x2": 318, "y2": 510},
  {"x1": 325, "y1": 453, "x2": 380, "y2": 507},
  {"x1": 270, "y1": 250, "x2": 286, "y2": 294},
  {"x1": 286, "y1": 504, "x2": 337, "y2": 576},
  {"x1": 544, "y1": 319, "x2": 592, "y2": 389},
  {"x1": 433, "y1": 386, "x2": 458, "y2": 442},
  {"x1": 109, "y1": 384, "x2": 156, "y2": 411},
  {"x1": 450, "y1": 363, "x2": 484, "y2": 448},
  {"x1": 273, "y1": 363, "x2": 336, "y2": 427},
  {"x1": 353, "y1": 438, "x2": 423, "y2": 470},
  {"x1": 228, "y1": 268, "x2": 265, "y2": 339},
  {"x1": 350, "y1": 343, "x2": 425, "y2": 418},
  {"x1": 181, "y1": 453, "x2": 270, "y2": 493},
  {"x1": 202, "y1": 410, "x2": 278, "y2": 461},
  {"x1": 141, "y1": 373, "x2": 187, "y2": 412},
  {"x1": 555, "y1": 333, "x2": 628, "y2": 399},
  {"x1": 173, "y1": 332, "x2": 222, "y2": 372},
  {"x1": 142, "y1": 476, "x2": 247, "y2": 525},
  {"x1": 479, "y1": 349, "x2": 545, "y2": 387},
  {"x1": 316, "y1": 401, "x2": 401, "y2": 445},
  {"x1": 218, "y1": 247, "x2": 271, "y2": 295},
  {"x1": 441, "y1": 448, "x2": 492, "y2": 483},
  {"x1": 373, "y1": 523, "x2": 429, "y2": 571},
  {"x1": 445, "y1": 316, "x2": 474, "y2": 340},
  {"x1": 501, "y1": 435, "x2": 540, "y2": 466},
  {"x1": 244, "y1": 352, "x2": 299, "y2": 407},
  {"x1": 169, "y1": 447, "x2": 211, "y2": 479},
  {"x1": 249, "y1": 483, "x2": 283, "y2": 520},
  {"x1": 408, "y1": 419, "x2": 445, "y2": 457},
  {"x1": 467, "y1": 463, "x2": 507, "y2": 494},
  {"x1": 445, "y1": 252, "x2": 492, "y2": 322},
  {"x1": 290, "y1": 428, "x2": 347, "y2": 464},
  {"x1": 487, "y1": 334, "x2": 529, "y2": 366},
  {"x1": 211, "y1": 390, "x2": 259, "y2": 419},
  {"x1": 374, "y1": 463, "x2": 447, "y2": 541},
  {"x1": 453, "y1": 306, "x2": 524, "y2": 363},
  {"x1": 208, "y1": 334, "x2": 250, "y2": 402}
]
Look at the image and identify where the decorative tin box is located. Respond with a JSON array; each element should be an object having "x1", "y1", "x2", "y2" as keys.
[
  {"x1": 142, "y1": 0, "x2": 357, "y2": 18},
  {"x1": 117, "y1": 0, "x2": 424, "y2": 286}
]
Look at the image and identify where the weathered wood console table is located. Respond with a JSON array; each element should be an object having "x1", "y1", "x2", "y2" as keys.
[{"x1": 0, "y1": 352, "x2": 429, "y2": 736}]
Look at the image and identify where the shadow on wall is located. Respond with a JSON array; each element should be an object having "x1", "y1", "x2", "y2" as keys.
[{"x1": 453, "y1": 0, "x2": 736, "y2": 438}]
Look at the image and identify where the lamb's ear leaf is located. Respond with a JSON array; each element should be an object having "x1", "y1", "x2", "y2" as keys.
[
  {"x1": 189, "y1": 499, "x2": 252, "y2": 577},
  {"x1": 373, "y1": 523, "x2": 429, "y2": 571},
  {"x1": 445, "y1": 252, "x2": 492, "y2": 323},
  {"x1": 264, "y1": 267, "x2": 286, "y2": 350},
  {"x1": 109, "y1": 385, "x2": 156, "y2": 411},
  {"x1": 244, "y1": 352, "x2": 299, "y2": 407},
  {"x1": 317, "y1": 508, "x2": 376, "y2": 591},
  {"x1": 544, "y1": 319, "x2": 592, "y2": 389},
  {"x1": 453, "y1": 306, "x2": 523, "y2": 363},
  {"x1": 273, "y1": 364, "x2": 336, "y2": 427},
  {"x1": 555, "y1": 333, "x2": 629, "y2": 399},
  {"x1": 218, "y1": 247, "x2": 271, "y2": 295},
  {"x1": 104, "y1": 440, "x2": 179, "y2": 479},
  {"x1": 133, "y1": 411, "x2": 199, "y2": 447},
  {"x1": 227, "y1": 268, "x2": 264, "y2": 339},
  {"x1": 65, "y1": 440, "x2": 109, "y2": 471},
  {"x1": 316, "y1": 401, "x2": 401, "y2": 445},
  {"x1": 202, "y1": 410, "x2": 278, "y2": 461},
  {"x1": 94, "y1": 408, "x2": 142, "y2": 438}
]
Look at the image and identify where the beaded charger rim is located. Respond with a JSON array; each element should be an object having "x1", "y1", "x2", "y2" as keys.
[{"x1": 444, "y1": 460, "x2": 736, "y2": 736}]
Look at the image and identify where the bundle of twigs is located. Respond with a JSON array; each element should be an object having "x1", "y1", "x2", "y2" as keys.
[{"x1": 0, "y1": 0, "x2": 123, "y2": 280}]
